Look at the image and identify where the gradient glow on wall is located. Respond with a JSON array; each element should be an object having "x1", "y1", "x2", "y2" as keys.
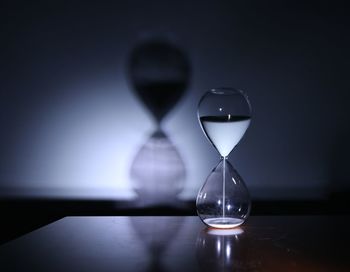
[{"x1": 0, "y1": 0, "x2": 349, "y2": 201}]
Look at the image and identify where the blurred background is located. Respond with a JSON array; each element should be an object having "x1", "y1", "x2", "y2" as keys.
[{"x1": 0, "y1": 0, "x2": 349, "y2": 217}]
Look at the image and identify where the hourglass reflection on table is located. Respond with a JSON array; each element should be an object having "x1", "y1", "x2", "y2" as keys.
[{"x1": 197, "y1": 88, "x2": 252, "y2": 229}]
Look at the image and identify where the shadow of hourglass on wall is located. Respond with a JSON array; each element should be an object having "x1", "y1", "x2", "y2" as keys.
[{"x1": 128, "y1": 37, "x2": 190, "y2": 206}]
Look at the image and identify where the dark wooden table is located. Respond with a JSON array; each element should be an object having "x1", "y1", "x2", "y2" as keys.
[{"x1": 0, "y1": 216, "x2": 349, "y2": 271}]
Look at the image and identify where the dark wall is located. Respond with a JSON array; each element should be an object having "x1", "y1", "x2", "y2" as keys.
[{"x1": 0, "y1": 0, "x2": 349, "y2": 201}]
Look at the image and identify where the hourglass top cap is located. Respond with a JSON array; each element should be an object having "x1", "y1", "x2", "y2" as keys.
[
  {"x1": 209, "y1": 87, "x2": 246, "y2": 96},
  {"x1": 206, "y1": 87, "x2": 252, "y2": 113}
]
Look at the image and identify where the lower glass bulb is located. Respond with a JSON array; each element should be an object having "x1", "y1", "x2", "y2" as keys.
[{"x1": 196, "y1": 159, "x2": 251, "y2": 229}]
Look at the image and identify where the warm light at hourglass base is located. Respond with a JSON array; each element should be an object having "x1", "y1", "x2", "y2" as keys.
[{"x1": 196, "y1": 88, "x2": 252, "y2": 229}]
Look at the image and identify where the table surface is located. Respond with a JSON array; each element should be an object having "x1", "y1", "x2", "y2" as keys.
[{"x1": 0, "y1": 216, "x2": 349, "y2": 272}]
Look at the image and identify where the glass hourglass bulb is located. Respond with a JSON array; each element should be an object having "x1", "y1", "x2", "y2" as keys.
[{"x1": 197, "y1": 88, "x2": 252, "y2": 229}]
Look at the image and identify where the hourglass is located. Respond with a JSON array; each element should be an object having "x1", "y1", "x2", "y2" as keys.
[{"x1": 197, "y1": 88, "x2": 251, "y2": 229}]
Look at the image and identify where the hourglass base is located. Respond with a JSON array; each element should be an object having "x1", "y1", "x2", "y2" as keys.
[{"x1": 203, "y1": 217, "x2": 244, "y2": 229}]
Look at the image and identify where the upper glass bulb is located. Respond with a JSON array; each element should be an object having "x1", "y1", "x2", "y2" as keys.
[{"x1": 197, "y1": 88, "x2": 251, "y2": 158}]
